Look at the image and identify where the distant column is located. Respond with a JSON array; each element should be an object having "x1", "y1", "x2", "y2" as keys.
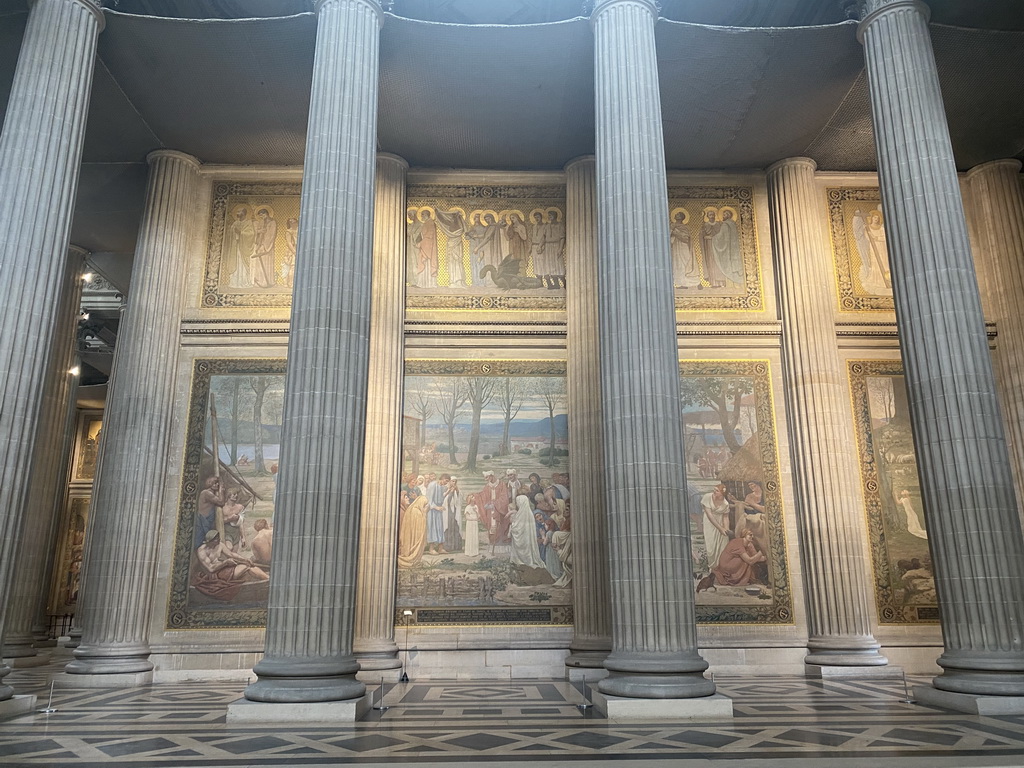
[
  {"x1": 0, "y1": 0, "x2": 103, "y2": 703},
  {"x1": 65, "y1": 150, "x2": 201, "y2": 683},
  {"x1": 564, "y1": 155, "x2": 611, "y2": 672},
  {"x1": 2, "y1": 246, "x2": 87, "y2": 663},
  {"x1": 592, "y1": 0, "x2": 717, "y2": 703},
  {"x1": 239, "y1": 0, "x2": 383, "y2": 710},
  {"x1": 767, "y1": 158, "x2": 887, "y2": 670},
  {"x1": 353, "y1": 152, "x2": 408, "y2": 674},
  {"x1": 854, "y1": 0, "x2": 1024, "y2": 703},
  {"x1": 966, "y1": 160, "x2": 1024, "y2": 521}
]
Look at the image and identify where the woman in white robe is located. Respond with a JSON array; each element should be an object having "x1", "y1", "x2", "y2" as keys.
[{"x1": 509, "y1": 495, "x2": 546, "y2": 569}]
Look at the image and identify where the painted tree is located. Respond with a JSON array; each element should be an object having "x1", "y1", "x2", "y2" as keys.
[
  {"x1": 463, "y1": 376, "x2": 497, "y2": 473},
  {"x1": 678, "y1": 376, "x2": 753, "y2": 455},
  {"x1": 250, "y1": 376, "x2": 271, "y2": 474},
  {"x1": 535, "y1": 377, "x2": 566, "y2": 467},
  {"x1": 434, "y1": 378, "x2": 468, "y2": 465},
  {"x1": 496, "y1": 378, "x2": 526, "y2": 456},
  {"x1": 409, "y1": 388, "x2": 434, "y2": 455}
]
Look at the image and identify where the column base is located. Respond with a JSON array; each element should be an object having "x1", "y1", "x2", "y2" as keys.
[
  {"x1": 356, "y1": 668, "x2": 404, "y2": 683},
  {"x1": 565, "y1": 649, "x2": 610, "y2": 669},
  {"x1": 593, "y1": 690, "x2": 732, "y2": 720},
  {"x1": 0, "y1": 695, "x2": 36, "y2": 717},
  {"x1": 226, "y1": 693, "x2": 371, "y2": 723},
  {"x1": 5, "y1": 653, "x2": 50, "y2": 669},
  {"x1": 914, "y1": 685, "x2": 1024, "y2": 715},
  {"x1": 354, "y1": 651, "x2": 402, "y2": 672},
  {"x1": 806, "y1": 663, "x2": 904, "y2": 678},
  {"x1": 598, "y1": 672, "x2": 716, "y2": 699},
  {"x1": 244, "y1": 655, "x2": 366, "y2": 703},
  {"x1": 54, "y1": 670, "x2": 153, "y2": 689}
]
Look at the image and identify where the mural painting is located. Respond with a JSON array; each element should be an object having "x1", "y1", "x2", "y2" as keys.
[
  {"x1": 167, "y1": 359, "x2": 285, "y2": 629},
  {"x1": 406, "y1": 185, "x2": 566, "y2": 312},
  {"x1": 848, "y1": 360, "x2": 936, "y2": 624},
  {"x1": 668, "y1": 186, "x2": 763, "y2": 312},
  {"x1": 682, "y1": 360, "x2": 792, "y2": 624},
  {"x1": 49, "y1": 495, "x2": 89, "y2": 615},
  {"x1": 202, "y1": 183, "x2": 301, "y2": 308},
  {"x1": 396, "y1": 360, "x2": 572, "y2": 626},
  {"x1": 74, "y1": 413, "x2": 102, "y2": 481},
  {"x1": 827, "y1": 188, "x2": 895, "y2": 311}
]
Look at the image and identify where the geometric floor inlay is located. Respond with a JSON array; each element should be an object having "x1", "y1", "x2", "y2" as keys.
[{"x1": 3, "y1": 650, "x2": 1024, "y2": 766}]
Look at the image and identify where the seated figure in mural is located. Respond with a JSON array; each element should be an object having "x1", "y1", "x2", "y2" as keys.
[
  {"x1": 192, "y1": 530, "x2": 269, "y2": 601},
  {"x1": 222, "y1": 490, "x2": 248, "y2": 548},
  {"x1": 736, "y1": 480, "x2": 768, "y2": 555},
  {"x1": 712, "y1": 528, "x2": 766, "y2": 587},
  {"x1": 250, "y1": 518, "x2": 273, "y2": 566},
  {"x1": 509, "y1": 494, "x2": 546, "y2": 569},
  {"x1": 397, "y1": 487, "x2": 428, "y2": 568}
]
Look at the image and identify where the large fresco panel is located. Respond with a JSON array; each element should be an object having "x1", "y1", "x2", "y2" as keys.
[
  {"x1": 668, "y1": 186, "x2": 763, "y2": 312},
  {"x1": 848, "y1": 360, "x2": 937, "y2": 624},
  {"x1": 167, "y1": 359, "x2": 286, "y2": 629},
  {"x1": 827, "y1": 188, "x2": 896, "y2": 312},
  {"x1": 396, "y1": 359, "x2": 572, "y2": 626},
  {"x1": 683, "y1": 360, "x2": 793, "y2": 624}
]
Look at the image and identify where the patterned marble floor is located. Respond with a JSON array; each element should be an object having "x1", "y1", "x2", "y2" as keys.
[{"x1": 3, "y1": 652, "x2": 1024, "y2": 767}]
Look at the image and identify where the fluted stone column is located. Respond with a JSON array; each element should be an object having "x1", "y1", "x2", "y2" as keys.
[
  {"x1": 3, "y1": 245, "x2": 87, "y2": 664},
  {"x1": 966, "y1": 160, "x2": 1024, "y2": 524},
  {"x1": 64, "y1": 150, "x2": 201, "y2": 683},
  {"x1": 853, "y1": 0, "x2": 1024, "y2": 706},
  {"x1": 0, "y1": 0, "x2": 102, "y2": 705},
  {"x1": 353, "y1": 153, "x2": 407, "y2": 675},
  {"x1": 767, "y1": 158, "x2": 888, "y2": 671},
  {"x1": 564, "y1": 156, "x2": 611, "y2": 673},
  {"x1": 237, "y1": 0, "x2": 382, "y2": 714},
  {"x1": 591, "y1": 0, "x2": 721, "y2": 710}
]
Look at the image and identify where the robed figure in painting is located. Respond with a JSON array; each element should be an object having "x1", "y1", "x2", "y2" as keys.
[
  {"x1": 670, "y1": 209, "x2": 699, "y2": 288},
  {"x1": 853, "y1": 208, "x2": 892, "y2": 295},
  {"x1": 251, "y1": 206, "x2": 278, "y2": 288},
  {"x1": 398, "y1": 488, "x2": 428, "y2": 568},
  {"x1": 226, "y1": 205, "x2": 256, "y2": 288}
]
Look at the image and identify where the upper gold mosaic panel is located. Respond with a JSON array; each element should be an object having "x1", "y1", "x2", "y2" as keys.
[
  {"x1": 827, "y1": 187, "x2": 895, "y2": 312},
  {"x1": 668, "y1": 186, "x2": 762, "y2": 312}
]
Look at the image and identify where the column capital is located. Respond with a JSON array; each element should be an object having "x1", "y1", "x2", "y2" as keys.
[
  {"x1": 315, "y1": 0, "x2": 386, "y2": 25},
  {"x1": 146, "y1": 149, "x2": 201, "y2": 170},
  {"x1": 766, "y1": 157, "x2": 818, "y2": 176},
  {"x1": 846, "y1": 0, "x2": 930, "y2": 41},
  {"x1": 376, "y1": 152, "x2": 408, "y2": 169},
  {"x1": 966, "y1": 158, "x2": 1023, "y2": 180},
  {"x1": 591, "y1": 0, "x2": 660, "y2": 22},
  {"x1": 68, "y1": 244, "x2": 90, "y2": 259},
  {"x1": 30, "y1": 0, "x2": 105, "y2": 31},
  {"x1": 564, "y1": 155, "x2": 596, "y2": 173}
]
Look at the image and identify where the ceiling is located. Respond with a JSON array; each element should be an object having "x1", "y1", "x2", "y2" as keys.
[{"x1": 0, "y1": 0, "x2": 1021, "y2": 272}]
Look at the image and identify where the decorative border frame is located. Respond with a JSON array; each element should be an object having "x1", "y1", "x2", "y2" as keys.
[
  {"x1": 683, "y1": 359, "x2": 793, "y2": 625},
  {"x1": 202, "y1": 182, "x2": 302, "y2": 309},
  {"x1": 847, "y1": 359, "x2": 938, "y2": 624},
  {"x1": 826, "y1": 187, "x2": 896, "y2": 313},
  {"x1": 406, "y1": 185, "x2": 567, "y2": 312},
  {"x1": 398, "y1": 358, "x2": 571, "y2": 627},
  {"x1": 668, "y1": 186, "x2": 763, "y2": 312},
  {"x1": 166, "y1": 358, "x2": 286, "y2": 630}
]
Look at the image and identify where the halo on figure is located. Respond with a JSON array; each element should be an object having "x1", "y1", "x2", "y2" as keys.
[
  {"x1": 407, "y1": 206, "x2": 419, "y2": 224},
  {"x1": 418, "y1": 205, "x2": 436, "y2": 220},
  {"x1": 545, "y1": 207, "x2": 563, "y2": 221},
  {"x1": 448, "y1": 205, "x2": 467, "y2": 219},
  {"x1": 253, "y1": 203, "x2": 275, "y2": 219},
  {"x1": 867, "y1": 208, "x2": 885, "y2": 226},
  {"x1": 718, "y1": 205, "x2": 739, "y2": 222},
  {"x1": 480, "y1": 208, "x2": 500, "y2": 223},
  {"x1": 670, "y1": 207, "x2": 690, "y2": 224},
  {"x1": 502, "y1": 209, "x2": 526, "y2": 225},
  {"x1": 230, "y1": 204, "x2": 250, "y2": 219},
  {"x1": 529, "y1": 208, "x2": 547, "y2": 222},
  {"x1": 702, "y1": 205, "x2": 719, "y2": 220}
]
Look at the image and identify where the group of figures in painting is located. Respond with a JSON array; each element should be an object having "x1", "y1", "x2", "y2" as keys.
[
  {"x1": 223, "y1": 204, "x2": 299, "y2": 290},
  {"x1": 407, "y1": 206, "x2": 566, "y2": 292},
  {"x1": 670, "y1": 206, "x2": 743, "y2": 290}
]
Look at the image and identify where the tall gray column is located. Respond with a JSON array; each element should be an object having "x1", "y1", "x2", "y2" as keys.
[
  {"x1": 767, "y1": 158, "x2": 887, "y2": 668},
  {"x1": 353, "y1": 153, "x2": 407, "y2": 673},
  {"x1": 242, "y1": 0, "x2": 383, "y2": 705},
  {"x1": 0, "y1": 0, "x2": 102, "y2": 701},
  {"x1": 3, "y1": 245, "x2": 87, "y2": 662},
  {"x1": 854, "y1": 0, "x2": 1024, "y2": 698},
  {"x1": 966, "y1": 160, "x2": 1024, "y2": 522},
  {"x1": 592, "y1": 0, "x2": 714, "y2": 700},
  {"x1": 564, "y1": 156, "x2": 611, "y2": 671},
  {"x1": 65, "y1": 150, "x2": 201, "y2": 680}
]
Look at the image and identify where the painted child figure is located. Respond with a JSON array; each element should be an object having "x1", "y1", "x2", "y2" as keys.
[{"x1": 463, "y1": 495, "x2": 480, "y2": 557}]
